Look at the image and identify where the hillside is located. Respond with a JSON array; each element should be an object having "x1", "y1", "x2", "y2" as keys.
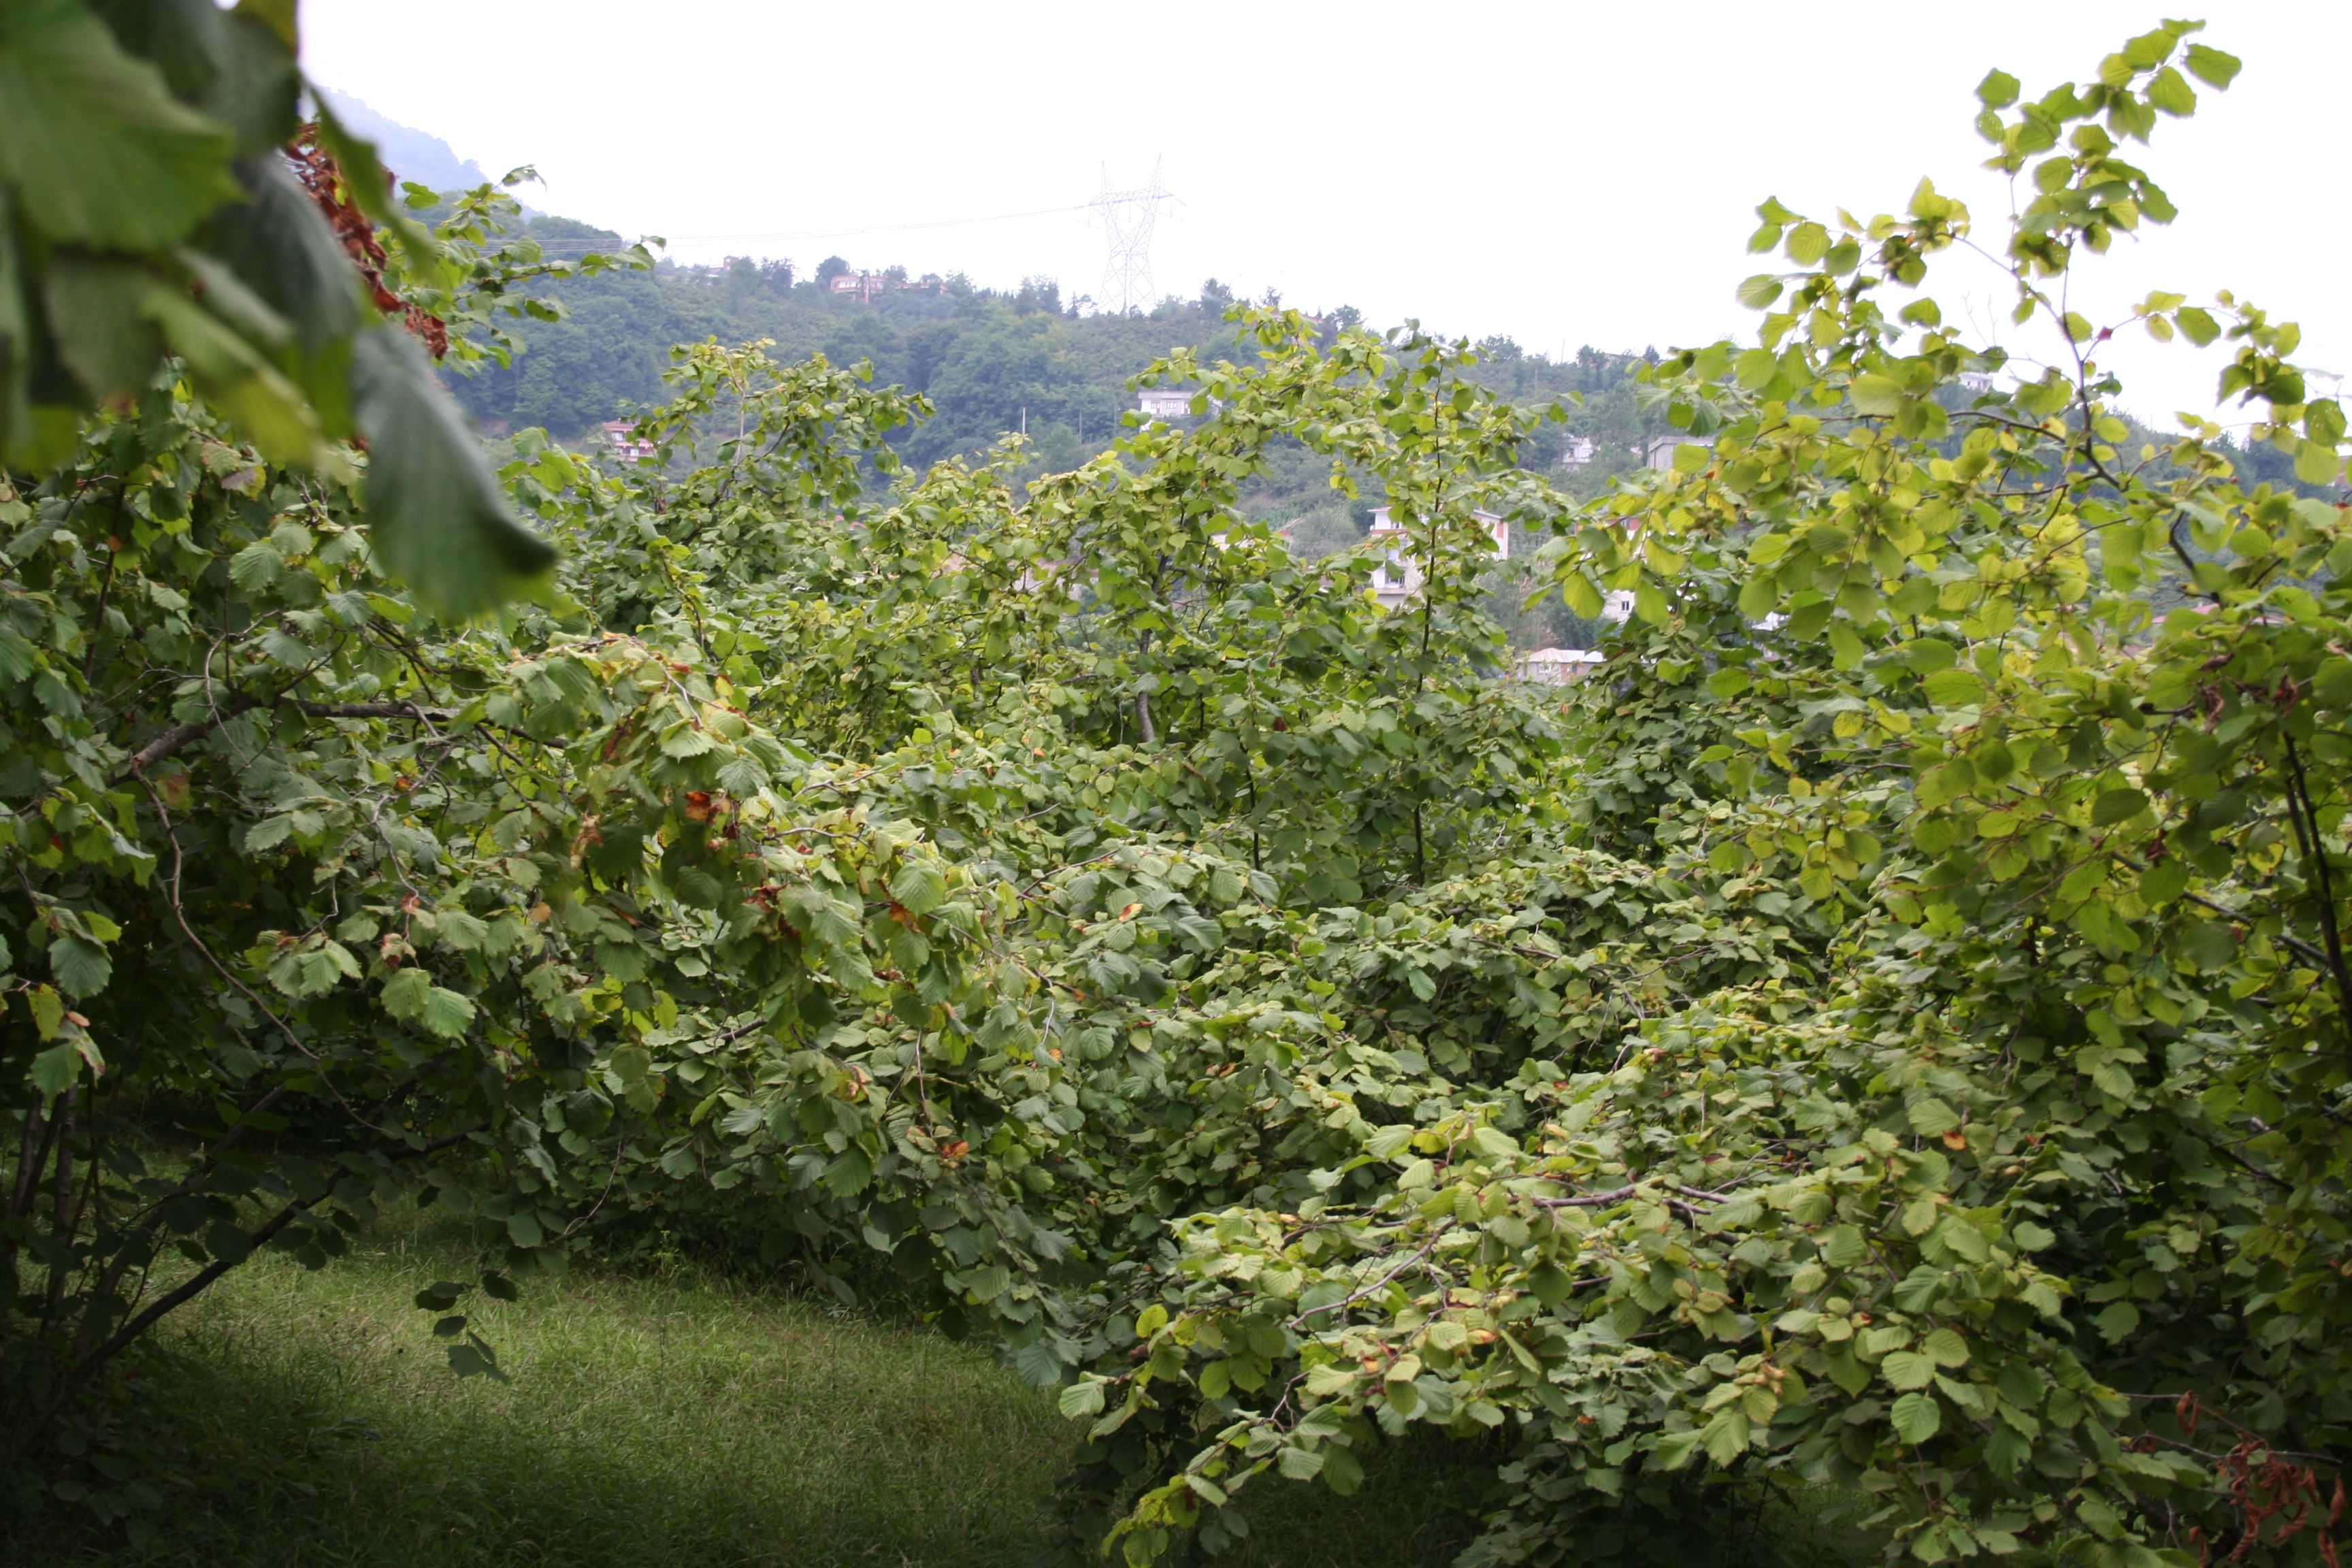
[{"x1": 448, "y1": 225, "x2": 1666, "y2": 475}]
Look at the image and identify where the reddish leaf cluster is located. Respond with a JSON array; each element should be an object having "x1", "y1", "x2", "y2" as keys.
[
  {"x1": 284, "y1": 125, "x2": 449, "y2": 361},
  {"x1": 2202, "y1": 1439, "x2": 2346, "y2": 1567}
]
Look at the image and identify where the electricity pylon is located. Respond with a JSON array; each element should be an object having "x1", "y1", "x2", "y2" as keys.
[{"x1": 1088, "y1": 161, "x2": 1171, "y2": 315}]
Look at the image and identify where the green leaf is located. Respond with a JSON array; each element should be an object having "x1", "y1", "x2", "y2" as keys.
[
  {"x1": 29, "y1": 1040, "x2": 81, "y2": 1098},
  {"x1": 1976, "y1": 68, "x2": 2021, "y2": 108},
  {"x1": 350, "y1": 326, "x2": 556, "y2": 616},
  {"x1": 1923, "y1": 1328, "x2": 1970, "y2": 1367},
  {"x1": 2091, "y1": 787, "x2": 2149, "y2": 826},
  {"x1": 434, "y1": 909, "x2": 491, "y2": 951},
  {"x1": 1848, "y1": 374, "x2": 1904, "y2": 416},
  {"x1": 1883, "y1": 1351, "x2": 1937, "y2": 1390},
  {"x1": 2179, "y1": 920, "x2": 2236, "y2": 974},
  {"x1": 201, "y1": 157, "x2": 365, "y2": 369},
  {"x1": 1058, "y1": 1379, "x2": 1106, "y2": 1418},
  {"x1": 823, "y1": 1147, "x2": 872, "y2": 1197},
  {"x1": 229, "y1": 540, "x2": 284, "y2": 591},
  {"x1": 889, "y1": 860, "x2": 947, "y2": 915},
  {"x1": 380, "y1": 966, "x2": 430, "y2": 1023},
  {"x1": 2182, "y1": 44, "x2": 2241, "y2": 88},
  {"x1": 0, "y1": 0, "x2": 238, "y2": 249},
  {"x1": 42, "y1": 255, "x2": 163, "y2": 397},
  {"x1": 1906, "y1": 1098, "x2": 1960, "y2": 1137},
  {"x1": 1277, "y1": 1445, "x2": 1324, "y2": 1480},
  {"x1": 1735, "y1": 274, "x2": 1783, "y2": 310},
  {"x1": 1890, "y1": 1392, "x2": 1942, "y2": 1443},
  {"x1": 2293, "y1": 438, "x2": 2342, "y2": 487},
  {"x1": 49, "y1": 934, "x2": 111, "y2": 996},
  {"x1": 2144, "y1": 65, "x2": 2197, "y2": 117},
  {"x1": 2175, "y1": 306, "x2": 2220, "y2": 346},
  {"x1": 418, "y1": 985, "x2": 475, "y2": 1039},
  {"x1": 1923, "y1": 668, "x2": 1987, "y2": 706}
]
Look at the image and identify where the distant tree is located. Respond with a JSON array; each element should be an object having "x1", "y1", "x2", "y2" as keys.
[
  {"x1": 816, "y1": 255, "x2": 851, "y2": 283},
  {"x1": 1198, "y1": 277, "x2": 1235, "y2": 314},
  {"x1": 1327, "y1": 304, "x2": 1365, "y2": 329},
  {"x1": 1014, "y1": 276, "x2": 1062, "y2": 316}
]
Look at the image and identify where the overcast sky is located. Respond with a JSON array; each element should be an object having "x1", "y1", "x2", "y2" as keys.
[{"x1": 306, "y1": 1, "x2": 2349, "y2": 430}]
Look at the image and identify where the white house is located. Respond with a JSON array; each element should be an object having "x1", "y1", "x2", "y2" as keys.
[
  {"x1": 1559, "y1": 436, "x2": 1598, "y2": 468},
  {"x1": 1137, "y1": 387, "x2": 1196, "y2": 422},
  {"x1": 1515, "y1": 647, "x2": 1605, "y2": 684},
  {"x1": 600, "y1": 419, "x2": 656, "y2": 464},
  {"x1": 1365, "y1": 505, "x2": 1508, "y2": 610}
]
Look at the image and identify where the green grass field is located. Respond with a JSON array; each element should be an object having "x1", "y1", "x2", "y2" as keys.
[{"x1": 19, "y1": 1218, "x2": 1490, "y2": 1567}]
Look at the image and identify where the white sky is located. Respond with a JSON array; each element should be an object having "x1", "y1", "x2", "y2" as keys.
[{"x1": 306, "y1": 1, "x2": 2350, "y2": 431}]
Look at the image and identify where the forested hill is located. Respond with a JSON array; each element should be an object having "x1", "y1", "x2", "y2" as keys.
[
  {"x1": 440, "y1": 218, "x2": 1675, "y2": 495},
  {"x1": 448, "y1": 215, "x2": 2325, "y2": 519}
]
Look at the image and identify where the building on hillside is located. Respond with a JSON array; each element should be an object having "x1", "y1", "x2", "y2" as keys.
[
  {"x1": 1559, "y1": 436, "x2": 1598, "y2": 468},
  {"x1": 826, "y1": 270, "x2": 945, "y2": 302},
  {"x1": 1515, "y1": 647, "x2": 1605, "y2": 684},
  {"x1": 600, "y1": 419, "x2": 657, "y2": 464},
  {"x1": 1365, "y1": 504, "x2": 1508, "y2": 610},
  {"x1": 1137, "y1": 387, "x2": 1196, "y2": 422},
  {"x1": 1639, "y1": 434, "x2": 1710, "y2": 470}
]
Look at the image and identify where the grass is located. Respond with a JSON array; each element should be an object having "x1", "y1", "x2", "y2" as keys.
[{"x1": 21, "y1": 1215, "x2": 1487, "y2": 1567}]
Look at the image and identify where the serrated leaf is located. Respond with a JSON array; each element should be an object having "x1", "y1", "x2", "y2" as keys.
[
  {"x1": 0, "y1": 0, "x2": 239, "y2": 250},
  {"x1": 2182, "y1": 44, "x2": 2240, "y2": 88},
  {"x1": 419, "y1": 985, "x2": 474, "y2": 1039},
  {"x1": 889, "y1": 861, "x2": 947, "y2": 915},
  {"x1": 350, "y1": 326, "x2": 555, "y2": 617},
  {"x1": 49, "y1": 934, "x2": 111, "y2": 996},
  {"x1": 1735, "y1": 274, "x2": 1782, "y2": 310},
  {"x1": 1890, "y1": 1391, "x2": 1942, "y2": 1443},
  {"x1": 1882, "y1": 1351, "x2": 1937, "y2": 1390},
  {"x1": 1058, "y1": 1379, "x2": 1105, "y2": 1418},
  {"x1": 2175, "y1": 306, "x2": 2220, "y2": 346},
  {"x1": 379, "y1": 964, "x2": 430, "y2": 1022},
  {"x1": 30, "y1": 1040, "x2": 81, "y2": 1098},
  {"x1": 2144, "y1": 65, "x2": 2197, "y2": 116},
  {"x1": 2091, "y1": 787, "x2": 2150, "y2": 826},
  {"x1": 434, "y1": 909, "x2": 490, "y2": 951},
  {"x1": 1976, "y1": 68, "x2": 2021, "y2": 108},
  {"x1": 228, "y1": 540, "x2": 284, "y2": 591},
  {"x1": 1906, "y1": 1098, "x2": 1960, "y2": 1137},
  {"x1": 1923, "y1": 668, "x2": 1987, "y2": 707},
  {"x1": 1848, "y1": 374, "x2": 1904, "y2": 416}
]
